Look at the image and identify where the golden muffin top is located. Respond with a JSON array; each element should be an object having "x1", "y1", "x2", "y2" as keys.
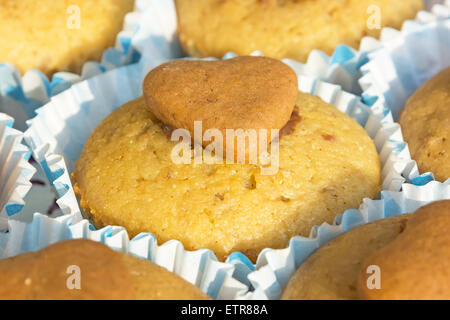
[{"x1": 0, "y1": 0, "x2": 134, "y2": 76}]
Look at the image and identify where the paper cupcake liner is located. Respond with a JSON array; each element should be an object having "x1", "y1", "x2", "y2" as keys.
[
  {"x1": 358, "y1": 0, "x2": 450, "y2": 105},
  {"x1": 0, "y1": 113, "x2": 36, "y2": 230},
  {"x1": 357, "y1": 7, "x2": 449, "y2": 185},
  {"x1": 0, "y1": 0, "x2": 170, "y2": 131},
  {"x1": 21, "y1": 159, "x2": 62, "y2": 221},
  {"x1": 0, "y1": 212, "x2": 248, "y2": 300},
  {"x1": 359, "y1": 19, "x2": 450, "y2": 119},
  {"x1": 421, "y1": 0, "x2": 450, "y2": 21}
]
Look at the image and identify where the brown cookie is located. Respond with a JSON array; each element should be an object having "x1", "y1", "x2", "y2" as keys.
[
  {"x1": 0, "y1": 239, "x2": 209, "y2": 300},
  {"x1": 359, "y1": 200, "x2": 450, "y2": 300},
  {"x1": 143, "y1": 56, "x2": 298, "y2": 162}
]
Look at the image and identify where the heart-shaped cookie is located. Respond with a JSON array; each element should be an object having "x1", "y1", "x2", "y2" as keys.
[{"x1": 143, "y1": 56, "x2": 298, "y2": 161}]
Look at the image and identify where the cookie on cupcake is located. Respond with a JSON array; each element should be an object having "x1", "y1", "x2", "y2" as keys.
[{"x1": 73, "y1": 56, "x2": 381, "y2": 262}]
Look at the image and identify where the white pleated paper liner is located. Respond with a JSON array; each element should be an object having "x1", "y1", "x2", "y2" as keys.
[
  {"x1": 359, "y1": 8, "x2": 450, "y2": 120},
  {"x1": 0, "y1": 113, "x2": 36, "y2": 230},
  {"x1": 22, "y1": 159, "x2": 63, "y2": 220},
  {"x1": 0, "y1": 0, "x2": 177, "y2": 131},
  {"x1": 0, "y1": 212, "x2": 248, "y2": 300}
]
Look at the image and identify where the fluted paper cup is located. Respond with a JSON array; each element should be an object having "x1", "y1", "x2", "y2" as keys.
[
  {"x1": 0, "y1": 113, "x2": 36, "y2": 230},
  {"x1": 359, "y1": 1, "x2": 449, "y2": 118}
]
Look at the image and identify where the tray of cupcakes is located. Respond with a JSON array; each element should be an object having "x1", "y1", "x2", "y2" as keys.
[{"x1": 0, "y1": 0, "x2": 449, "y2": 302}]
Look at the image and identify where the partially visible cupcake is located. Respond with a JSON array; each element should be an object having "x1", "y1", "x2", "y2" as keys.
[
  {"x1": 398, "y1": 67, "x2": 450, "y2": 182},
  {"x1": 0, "y1": 239, "x2": 209, "y2": 300},
  {"x1": 0, "y1": 113, "x2": 35, "y2": 226},
  {"x1": 282, "y1": 200, "x2": 450, "y2": 300},
  {"x1": 175, "y1": 0, "x2": 423, "y2": 61},
  {"x1": 72, "y1": 56, "x2": 381, "y2": 262},
  {"x1": 0, "y1": 0, "x2": 135, "y2": 76}
]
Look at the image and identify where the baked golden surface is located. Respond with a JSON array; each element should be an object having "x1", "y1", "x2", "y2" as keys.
[
  {"x1": 399, "y1": 67, "x2": 450, "y2": 182},
  {"x1": 73, "y1": 92, "x2": 380, "y2": 262},
  {"x1": 175, "y1": 0, "x2": 423, "y2": 61},
  {"x1": 0, "y1": 0, "x2": 134, "y2": 76}
]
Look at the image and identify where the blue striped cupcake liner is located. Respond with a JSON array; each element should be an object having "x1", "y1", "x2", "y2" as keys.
[
  {"x1": 357, "y1": 5, "x2": 449, "y2": 190},
  {"x1": 0, "y1": 113, "x2": 35, "y2": 229},
  {"x1": 359, "y1": 5, "x2": 450, "y2": 119}
]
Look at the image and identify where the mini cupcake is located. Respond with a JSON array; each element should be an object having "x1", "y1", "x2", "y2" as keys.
[
  {"x1": 72, "y1": 56, "x2": 381, "y2": 262},
  {"x1": 175, "y1": 0, "x2": 423, "y2": 61},
  {"x1": 0, "y1": 0, "x2": 134, "y2": 76},
  {"x1": 282, "y1": 200, "x2": 450, "y2": 300}
]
